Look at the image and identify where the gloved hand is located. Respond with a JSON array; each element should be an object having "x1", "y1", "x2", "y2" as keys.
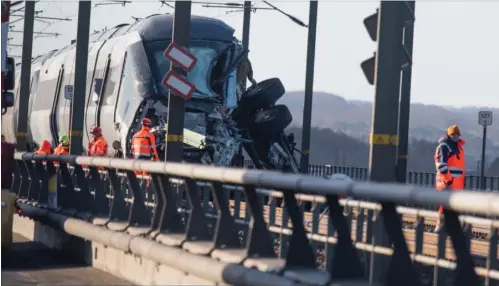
[{"x1": 445, "y1": 179, "x2": 453, "y2": 188}]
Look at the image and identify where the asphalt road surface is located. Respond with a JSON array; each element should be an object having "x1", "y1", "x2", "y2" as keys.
[{"x1": 2, "y1": 233, "x2": 133, "y2": 285}]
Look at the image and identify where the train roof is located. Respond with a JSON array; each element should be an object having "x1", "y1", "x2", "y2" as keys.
[
  {"x1": 29, "y1": 14, "x2": 235, "y2": 68},
  {"x1": 137, "y1": 14, "x2": 235, "y2": 43}
]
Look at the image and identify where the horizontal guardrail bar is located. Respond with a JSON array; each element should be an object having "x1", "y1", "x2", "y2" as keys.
[
  {"x1": 16, "y1": 152, "x2": 499, "y2": 217},
  {"x1": 18, "y1": 203, "x2": 297, "y2": 286}
]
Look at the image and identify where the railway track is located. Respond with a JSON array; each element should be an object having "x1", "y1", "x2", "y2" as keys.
[{"x1": 226, "y1": 200, "x2": 497, "y2": 261}]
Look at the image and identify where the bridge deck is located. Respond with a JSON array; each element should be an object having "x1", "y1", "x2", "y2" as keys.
[{"x1": 1, "y1": 233, "x2": 132, "y2": 286}]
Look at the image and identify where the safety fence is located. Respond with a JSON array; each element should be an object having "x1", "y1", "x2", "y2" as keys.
[
  {"x1": 308, "y1": 164, "x2": 499, "y2": 192},
  {"x1": 11, "y1": 152, "x2": 499, "y2": 286},
  {"x1": 244, "y1": 160, "x2": 499, "y2": 192}
]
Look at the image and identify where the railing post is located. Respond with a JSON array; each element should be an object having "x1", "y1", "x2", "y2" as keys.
[
  {"x1": 58, "y1": 163, "x2": 74, "y2": 212},
  {"x1": 210, "y1": 182, "x2": 240, "y2": 249},
  {"x1": 183, "y1": 178, "x2": 211, "y2": 242},
  {"x1": 442, "y1": 209, "x2": 479, "y2": 285},
  {"x1": 152, "y1": 174, "x2": 183, "y2": 233},
  {"x1": 379, "y1": 202, "x2": 419, "y2": 285},
  {"x1": 325, "y1": 194, "x2": 363, "y2": 279},
  {"x1": 281, "y1": 191, "x2": 315, "y2": 268},
  {"x1": 71, "y1": 165, "x2": 93, "y2": 215},
  {"x1": 125, "y1": 171, "x2": 151, "y2": 227},
  {"x1": 106, "y1": 169, "x2": 128, "y2": 223},
  {"x1": 89, "y1": 167, "x2": 110, "y2": 217},
  {"x1": 36, "y1": 161, "x2": 49, "y2": 206},
  {"x1": 242, "y1": 186, "x2": 275, "y2": 258}
]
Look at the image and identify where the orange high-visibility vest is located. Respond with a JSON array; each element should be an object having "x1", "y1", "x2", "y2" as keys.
[
  {"x1": 131, "y1": 128, "x2": 159, "y2": 161},
  {"x1": 53, "y1": 145, "x2": 69, "y2": 167},
  {"x1": 89, "y1": 136, "x2": 108, "y2": 157},
  {"x1": 434, "y1": 137, "x2": 466, "y2": 214}
]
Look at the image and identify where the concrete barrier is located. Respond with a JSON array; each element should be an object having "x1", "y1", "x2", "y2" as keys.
[{"x1": 12, "y1": 207, "x2": 301, "y2": 286}]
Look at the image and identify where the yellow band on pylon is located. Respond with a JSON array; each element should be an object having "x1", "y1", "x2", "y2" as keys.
[{"x1": 369, "y1": 133, "x2": 399, "y2": 146}]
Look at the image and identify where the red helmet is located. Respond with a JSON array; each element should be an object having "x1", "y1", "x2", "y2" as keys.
[
  {"x1": 90, "y1": 125, "x2": 102, "y2": 135},
  {"x1": 40, "y1": 140, "x2": 52, "y2": 151},
  {"x1": 142, "y1": 118, "x2": 152, "y2": 126}
]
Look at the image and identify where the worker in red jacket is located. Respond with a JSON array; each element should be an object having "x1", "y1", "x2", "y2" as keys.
[{"x1": 88, "y1": 126, "x2": 108, "y2": 158}]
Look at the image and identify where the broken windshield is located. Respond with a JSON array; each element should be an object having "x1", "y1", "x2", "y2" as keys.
[{"x1": 145, "y1": 40, "x2": 229, "y2": 99}]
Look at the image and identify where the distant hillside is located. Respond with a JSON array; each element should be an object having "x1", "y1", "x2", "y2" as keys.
[{"x1": 278, "y1": 91, "x2": 499, "y2": 169}]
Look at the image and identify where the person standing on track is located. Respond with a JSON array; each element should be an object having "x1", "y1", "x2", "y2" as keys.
[{"x1": 434, "y1": 125, "x2": 466, "y2": 232}]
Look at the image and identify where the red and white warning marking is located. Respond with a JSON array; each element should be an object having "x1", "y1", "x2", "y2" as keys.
[
  {"x1": 161, "y1": 70, "x2": 195, "y2": 100},
  {"x1": 163, "y1": 42, "x2": 197, "y2": 72}
]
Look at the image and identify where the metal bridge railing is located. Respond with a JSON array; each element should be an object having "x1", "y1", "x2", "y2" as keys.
[
  {"x1": 307, "y1": 164, "x2": 499, "y2": 192},
  {"x1": 11, "y1": 153, "x2": 499, "y2": 286},
  {"x1": 242, "y1": 161, "x2": 499, "y2": 192}
]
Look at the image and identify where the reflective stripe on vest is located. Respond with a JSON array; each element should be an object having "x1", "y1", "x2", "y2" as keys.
[
  {"x1": 132, "y1": 134, "x2": 155, "y2": 158},
  {"x1": 448, "y1": 167, "x2": 464, "y2": 178}
]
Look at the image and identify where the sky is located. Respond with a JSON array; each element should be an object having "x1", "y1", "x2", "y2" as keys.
[{"x1": 7, "y1": 0, "x2": 499, "y2": 108}]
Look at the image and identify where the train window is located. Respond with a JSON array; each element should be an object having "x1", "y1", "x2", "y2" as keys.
[
  {"x1": 145, "y1": 40, "x2": 225, "y2": 99},
  {"x1": 100, "y1": 28, "x2": 116, "y2": 41},
  {"x1": 88, "y1": 68, "x2": 105, "y2": 107},
  {"x1": 57, "y1": 71, "x2": 68, "y2": 107},
  {"x1": 30, "y1": 70, "x2": 40, "y2": 94},
  {"x1": 32, "y1": 80, "x2": 56, "y2": 111},
  {"x1": 112, "y1": 25, "x2": 130, "y2": 38},
  {"x1": 125, "y1": 21, "x2": 140, "y2": 34},
  {"x1": 92, "y1": 78, "x2": 103, "y2": 104},
  {"x1": 102, "y1": 66, "x2": 120, "y2": 106},
  {"x1": 89, "y1": 32, "x2": 100, "y2": 43},
  {"x1": 116, "y1": 54, "x2": 140, "y2": 124}
]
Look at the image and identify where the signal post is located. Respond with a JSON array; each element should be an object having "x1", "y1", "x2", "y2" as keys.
[
  {"x1": 164, "y1": 1, "x2": 194, "y2": 162},
  {"x1": 360, "y1": 2, "x2": 417, "y2": 285}
]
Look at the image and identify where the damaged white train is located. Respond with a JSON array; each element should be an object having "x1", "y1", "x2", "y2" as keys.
[{"x1": 2, "y1": 14, "x2": 302, "y2": 172}]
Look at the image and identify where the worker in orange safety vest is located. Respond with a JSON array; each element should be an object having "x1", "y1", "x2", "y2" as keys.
[
  {"x1": 34, "y1": 140, "x2": 53, "y2": 164},
  {"x1": 88, "y1": 126, "x2": 108, "y2": 157},
  {"x1": 53, "y1": 134, "x2": 70, "y2": 167},
  {"x1": 87, "y1": 126, "x2": 108, "y2": 171},
  {"x1": 131, "y1": 118, "x2": 159, "y2": 161},
  {"x1": 54, "y1": 134, "x2": 70, "y2": 156},
  {"x1": 131, "y1": 118, "x2": 159, "y2": 184},
  {"x1": 34, "y1": 140, "x2": 52, "y2": 155},
  {"x1": 434, "y1": 125, "x2": 466, "y2": 232}
]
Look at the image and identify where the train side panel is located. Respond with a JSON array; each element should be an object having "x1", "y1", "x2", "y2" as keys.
[
  {"x1": 1, "y1": 67, "x2": 21, "y2": 143},
  {"x1": 83, "y1": 40, "x2": 106, "y2": 151},
  {"x1": 96, "y1": 34, "x2": 129, "y2": 144},
  {"x1": 29, "y1": 49, "x2": 71, "y2": 147},
  {"x1": 55, "y1": 47, "x2": 76, "y2": 143}
]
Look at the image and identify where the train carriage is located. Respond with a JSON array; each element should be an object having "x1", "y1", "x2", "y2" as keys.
[{"x1": 2, "y1": 13, "x2": 299, "y2": 172}]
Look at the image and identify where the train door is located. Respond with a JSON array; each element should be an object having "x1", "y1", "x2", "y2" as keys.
[
  {"x1": 84, "y1": 39, "x2": 108, "y2": 151},
  {"x1": 1, "y1": 68, "x2": 21, "y2": 142},
  {"x1": 29, "y1": 52, "x2": 66, "y2": 147},
  {"x1": 82, "y1": 42, "x2": 103, "y2": 151},
  {"x1": 51, "y1": 47, "x2": 74, "y2": 146},
  {"x1": 25, "y1": 68, "x2": 41, "y2": 147},
  {"x1": 97, "y1": 37, "x2": 128, "y2": 143},
  {"x1": 115, "y1": 49, "x2": 138, "y2": 150}
]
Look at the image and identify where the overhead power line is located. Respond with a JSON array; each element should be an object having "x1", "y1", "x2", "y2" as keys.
[
  {"x1": 94, "y1": 0, "x2": 131, "y2": 7},
  {"x1": 9, "y1": 29, "x2": 61, "y2": 37},
  {"x1": 262, "y1": 1, "x2": 308, "y2": 28},
  {"x1": 200, "y1": 1, "x2": 307, "y2": 27}
]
